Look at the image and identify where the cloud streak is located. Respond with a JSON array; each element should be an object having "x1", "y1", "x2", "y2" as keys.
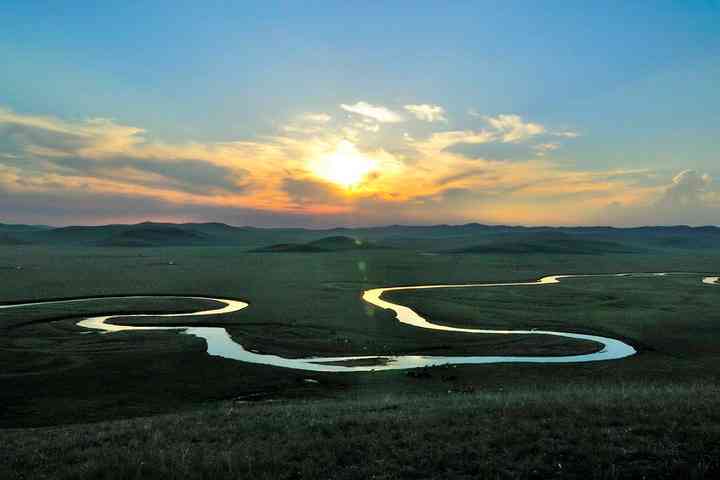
[
  {"x1": 404, "y1": 104, "x2": 447, "y2": 122},
  {"x1": 340, "y1": 102, "x2": 404, "y2": 123},
  {"x1": 484, "y1": 114, "x2": 545, "y2": 143},
  {"x1": 300, "y1": 113, "x2": 332, "y2": 123}
]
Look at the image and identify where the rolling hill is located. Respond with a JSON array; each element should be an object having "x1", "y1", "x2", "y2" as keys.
[
  {"x1": 446, "y1": 232, "x2": 642, "y2": 255},
  {"x1": 1, "y1": 221, "x2": 719, "y2": 252},
  {"x1": 252, "y1": 235, "x2": 386, "y2": 252},
  {"x1": 95, "y1": 224, "x2": 212, "y2": 247}
]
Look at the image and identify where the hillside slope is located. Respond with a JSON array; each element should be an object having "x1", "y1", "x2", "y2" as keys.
[{"x1": 448, "y1": 232, "x2": 642, "y2": 255}]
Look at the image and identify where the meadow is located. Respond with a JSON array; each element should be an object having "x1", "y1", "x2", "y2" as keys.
[
  {"x1": 3, "y1": 384, "x2": 719, "y2": 479},
  {"x1": 2, "y1": 238, "x2": 720, "y2": 478}
]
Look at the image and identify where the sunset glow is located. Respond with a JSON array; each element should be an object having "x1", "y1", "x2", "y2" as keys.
[{"x1": 309, "y1": 141, "x2": 378, "y2": 189}]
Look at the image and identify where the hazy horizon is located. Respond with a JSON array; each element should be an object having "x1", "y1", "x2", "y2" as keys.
[{"x1": 4, "y1": 218, "x2": 720, "y2": 230}]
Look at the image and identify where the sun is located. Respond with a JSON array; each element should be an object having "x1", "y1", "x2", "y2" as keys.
[{"x1": 309, "y1": 140, "x2": 377, "y2": 188}]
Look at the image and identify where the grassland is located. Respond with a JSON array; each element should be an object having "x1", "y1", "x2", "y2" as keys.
[
  {"x1": 2, "y1": 384, "x2": 719, "y2": 479},
  {"x1": 2, "y1": 238, "x2": 720, "y2": 478}
]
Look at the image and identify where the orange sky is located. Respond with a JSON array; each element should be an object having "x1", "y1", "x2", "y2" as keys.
[{"x1": 0, "y1": 105, "x2": 716, "y2": 227}]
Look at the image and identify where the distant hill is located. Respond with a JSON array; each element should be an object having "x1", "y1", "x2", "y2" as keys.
[
  {"x1": 447, "y1": 232, "x2": 642, "y2": 255},
  {"x1": 2, "y1": 221, "x2": 719, "y2": 251},
  {"x1": 253, "y1": 235, "x2": 386, "y2": 253},
  {"x1": 11, "y1": 221, "x2": 317, "y2": 247},
  {"x1": 251, "y1": 243, "x2": 329, "y2": 253},
  {"x1": 0, "y1": 223, "x2": 51, "y2": 234},
  {"x1": 38, "y1": 225, "x2": 128, "y2": 244},
  {"x1": 96, "y1": 223, "x2": 212, "y2": 247},
  {"x1": 307, "y1": 236, "x2": 381, "y2": 250}
]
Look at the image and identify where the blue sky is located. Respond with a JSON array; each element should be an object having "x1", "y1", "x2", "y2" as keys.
[{"x1": 1, "y1": 1, "x2": 719, "y2": 226}]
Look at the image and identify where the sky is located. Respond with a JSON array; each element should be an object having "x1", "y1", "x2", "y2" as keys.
[{"x1": 1, "y1": 1, "x2": 719, "y2": 227}]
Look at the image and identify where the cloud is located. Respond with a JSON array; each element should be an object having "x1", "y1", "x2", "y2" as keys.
[
  {"x1": 412, "y1": 114, "x2": 549, "y2": 154},
  {"x1": 413, "y1": 129, "x2": 496, "y2": 153},
  {"x1": 552, "y1": 130, "x2": 580, "y2": 138},
  {"x1": 0, "y1": 107, "x2": 288, "y2": 215},
  {"x1": 404, "y1": 104, "x2": 447, "y2": 122},
  {"x1": 0, "y1": 176, "x2": 354, "y2": 227},
  {"x1": 0, "y1": 106, "x2": 400, "y2": 213},
  {"x1": 340, "y1": 102, "x2": 404, "y2": 123},
  {"x1": 657, "y1": 169, "x2": 713, "y2": 208},
  {"x1": 533, "y1": 143, "x2": 561, "y2": 156},
  {"x1": 594, "y1": 170, "x2": 719, "y2": 226},
  {"x1": 282, "y1": 177, "x2": 347, "y2": 206},
  {"x1": 352, "y1": 121, "x2": 380, "y2": 133},
  {"x1": 470, "y1": 110, "x2": 578, "y2": 141},
  {"x1": 484, "y1": 114, "x2": 545, "y2": 143},
  {"x1": 412, "y1": 114, "x2": 575, "y2": 161},
  {"x1": 50, "y1": 155, "x2": 248, "y2": 194},
  {"x1": 299, "y1": 113, "x2": 332, "y2": 123},
  {"x1": 0, "y1": 107, "x2": 144, "y2": 157},
  {"x1": 435, "y1": 168, "x2": 497, "y2": 187},
  {"x1": 281, "y1": 113, "x2": 332, "y2": 134}
]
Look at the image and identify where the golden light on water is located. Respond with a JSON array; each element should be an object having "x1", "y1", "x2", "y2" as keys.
[{"x1": 309, "y1": 140, "x2": 378, "y2": 188}]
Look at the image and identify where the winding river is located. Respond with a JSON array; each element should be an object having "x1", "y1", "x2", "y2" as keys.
[{"x1": 2, "y1": 273, "x2": 718, "y2": 372}]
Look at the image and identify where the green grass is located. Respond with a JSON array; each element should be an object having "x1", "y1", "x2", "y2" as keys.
[
  {"x1": 252, "y1": 235, "x2": 387, "y2": 252},
  {"x1": 446, "y1": 231, "x2": 641, "y2": 254},
  {"x1": 2, "y1": 383, "x2": 719, "y2": 479}
]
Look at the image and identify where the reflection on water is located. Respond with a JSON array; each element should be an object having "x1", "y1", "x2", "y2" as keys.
[{"x1": 2, "y1": 273, "x2": 716, "y2": 372}]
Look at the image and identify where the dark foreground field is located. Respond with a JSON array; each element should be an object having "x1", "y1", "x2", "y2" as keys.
[
  {"x1": 2, "y1": 233, "x2": 720, "y2": 478},
  {"x1": 2, "y1": 384, "x2": 719, "y2": 479}
]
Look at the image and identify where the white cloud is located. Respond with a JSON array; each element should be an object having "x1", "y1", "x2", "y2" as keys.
[
  {"x1": 658, "y1": 169, "x2": 713, "y2": 208},
  {"x1": 554, "y1": 130, "x2": 580, "y2": 138},
  {"x1": 412, "y1": 113, "x2": 548, "y2": 153},
  {"x1": 595, "y1": 170, "x2": 719, "y2": 226},
  {"x1": 354, "y1": 122, "x2": 380, "y2": 133},
  {"x1": 300, "y1": 113, "x2": 332, "y2": 123},
  {"x1": 340, "y1": 102, "x2": 404, "y2": 123},
  {"x1": 484, "y1": 114, "x2": 545, "y2": 143},
  {"x1": 413, "y1": 129, "x2": 496, "y2": 153},
  {"x1": 281, "y1": 113, "x2": 333, "y2": 134},
  {"x1": 404, "y1": 104, "x2": 447, "y2": 122},
  {"x1": 411, "y1": 113, "x2": 578, "y2": 163},
  {"x1": 533, "y1": 143, "x2": 561, "y2": 156}
]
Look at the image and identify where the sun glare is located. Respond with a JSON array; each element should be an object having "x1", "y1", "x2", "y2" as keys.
[{"x1": 310, "y1": 140, "x2": 377, "y2": 188}]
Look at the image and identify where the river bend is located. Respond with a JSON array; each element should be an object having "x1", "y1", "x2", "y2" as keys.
[{"x1": 2, "y1": 273, "x2": 716, "y2": 372}]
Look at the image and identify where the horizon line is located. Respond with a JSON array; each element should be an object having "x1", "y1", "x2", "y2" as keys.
[{"x1": 3, "y1": 220, "x2": 720, "y2": 231}]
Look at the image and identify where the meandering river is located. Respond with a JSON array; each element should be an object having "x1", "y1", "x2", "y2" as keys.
[{"x1": 2, "y1": 273, "x2": 717, "y2": 372}]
